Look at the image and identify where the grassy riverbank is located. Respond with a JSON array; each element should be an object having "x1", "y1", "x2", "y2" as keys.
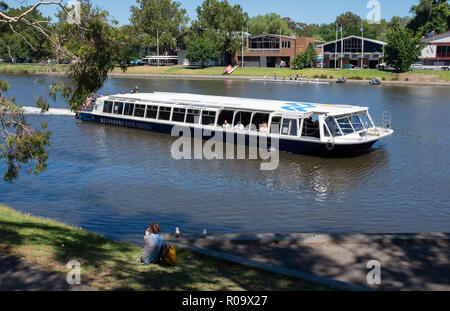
[
  {"x1": 0, "y1": 205, "x2": 328, "y2": 291},
  {"x1": 0, "y1": 64, "x2": 66, "y2": 75},
  {"x1": 2, "y1": 63, "x2": 449, "y2": 83},
  {"x1": 111, "y1": 66, "x2": 450, "y2": 82}
]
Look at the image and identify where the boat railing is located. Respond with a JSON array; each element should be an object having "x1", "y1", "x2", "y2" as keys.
[
  {"x1": 366, "y1": 111, "x2": 392, "y2": 137},
  {"x1": 381, "y1": 111, "x2": 392, "y2": 130}
]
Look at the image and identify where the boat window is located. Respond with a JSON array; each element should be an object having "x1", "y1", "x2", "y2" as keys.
[
  {"x1": 124, "y1": 103, "x2": 135, "y2": 116},
  {"x1": 158, "y1": 106, "x2": 172, "y2": 121},
  {"x1": 113, "y1": 102, "x2": 123, "y2": 115},
  {"x1": 359, "y1": 112, "x2": 373, "y2": 129},
  {"x1": 325, "y1": 117, "x2": 342, "y2": 136},
  {"x1": 336, "y1": 117, "x2": 354, "y2": 134},
  {"x1": 134, "y1": 104, "x2": 146, "y2": 118},
  {"x1": 234, "y1": 111, "x2": 252, "y2": 129},
  {"x1": 302, "y1": 115, "x2": 320, "y2": 138},
  {"x1": 271, "y1": 116, "x2": 281, "y2": 134},
  {"x1": 252, "y1": 113, "x2": 270, "y2": 132},
  {"x1": 146, "y1": 105, "x2": 158, "y2": 119},
  {"x1": 172, "y1": 108, "x2": 186, "y2": 123},
  {"x1": 281, "y1": 119, "x2": 298, "y2": 136},
  {"x1": 217, "y1": 110, "x2": 235, "y2": 127},
  {"x1": 186, "y1": 109, "x2": 200, "y2": 124},
  {"x1": 103, "y1": 101, "x2": 113, "y2": 114},
  {"x1": 202, "y1": 111, "x2": 216, "y2": 126},
  {"x1": 350, "y1": 115, "x2": 364, "y2": 132}
]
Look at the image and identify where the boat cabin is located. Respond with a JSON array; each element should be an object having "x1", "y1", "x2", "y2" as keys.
[{"x1": 92, "y1": 92, "x2": 376, "y2": 143}]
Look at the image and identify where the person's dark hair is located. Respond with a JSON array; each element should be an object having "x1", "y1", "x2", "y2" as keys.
[{"x1": 148, "y1": 223, "x2": 161, "y2": 234}]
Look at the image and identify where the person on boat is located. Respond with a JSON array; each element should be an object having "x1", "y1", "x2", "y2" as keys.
[
  {"x1": 134, "y1": 86, "x2": 139, "y2": 93},
  {"x1": 234, "y1": 121, "x2": 245, "y2": 130},
  {"x1": 304, "y1": 116, "x2": 320, "y2": 137},
  {"x1": 223, "y1": 120, "x2": 231, "y2": 129},
  {"x1": 140, "y1": 223, "x2": 164, "y2": 265},
  {"x1": 259, "y1": 122, "x2": 270, "y2": 134}
]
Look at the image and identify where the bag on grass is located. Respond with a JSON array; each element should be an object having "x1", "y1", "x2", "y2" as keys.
[{"x1": 160, "y1": 245, "x2": 177, "y2": 266}]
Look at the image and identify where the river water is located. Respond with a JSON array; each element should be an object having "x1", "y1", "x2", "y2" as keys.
[{"x1": 0, "y1": 74, "x2": 449, "y2": 242}]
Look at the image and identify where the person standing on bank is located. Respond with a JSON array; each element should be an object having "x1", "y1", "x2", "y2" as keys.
[{"x1": 140, "y1": 223, "x2": 164, "y2": 265}]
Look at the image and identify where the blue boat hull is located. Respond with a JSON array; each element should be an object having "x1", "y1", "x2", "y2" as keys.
[{"x1": 79, "y1": 112, "x2": 377, "y2": 155}]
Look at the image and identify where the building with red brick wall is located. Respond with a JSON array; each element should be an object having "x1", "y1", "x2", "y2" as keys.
[{"x1": 235, "y1": 34, "x2": 322, "y2": 68}]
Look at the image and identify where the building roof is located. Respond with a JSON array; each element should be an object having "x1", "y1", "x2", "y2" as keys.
[
  {"x1": 248, "y1": 33, "x2": 297, "y2": 40},
  {"x1": 316, "y1": 36, "x2": 387, "y2": 48},
  {"x1": 106, "y1": 92, "x2": 368, "y2": 117},
  {"x1": 421, "y1": 30, "x2": 450, "y2": 43}
]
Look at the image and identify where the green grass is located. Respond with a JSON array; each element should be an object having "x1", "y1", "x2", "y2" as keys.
[
  {"x1": 4, "y1": 63, "x2": 448, "y2": 82},
  {"x1": 0, "y1": 63, "x2": 66, "y2": 74},
  {"x1": 111, "y1": 66, "x2": 450, "y2": 82},
  {"x1": 0, "y1": 205, "x2": 329, "y2": 291}
]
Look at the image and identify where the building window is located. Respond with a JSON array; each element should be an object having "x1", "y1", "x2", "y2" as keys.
[
  {"x1": 282, "y1": 41, "x2": 291, "y2": 49},
  {"x1": 344, "y1": 38, "x2": 362, "y2": 53},
  {"x1": 249, "y1": 36, "x2": 280, "y2": 49},
  {"x1": 437, "y1": 46, "x2": 450, "y2": 58}
]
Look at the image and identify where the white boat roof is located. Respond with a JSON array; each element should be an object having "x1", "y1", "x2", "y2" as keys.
[{"x1": 105, "y1": 92, "x2": 367, "y2": 117}]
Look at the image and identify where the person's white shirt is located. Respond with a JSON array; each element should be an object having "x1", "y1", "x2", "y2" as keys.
[
  {"x1": 234, "y1": 123, "x2": 245, "y2": 130},
  {"x1": 223, "y1": 123, "x2": 231, "y2": 129},
  {"x1": 259, "y1": 125, "x2": 270, "y2": 134}
]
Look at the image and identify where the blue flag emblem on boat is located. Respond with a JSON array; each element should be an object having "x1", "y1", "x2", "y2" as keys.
[{"x1": 281, "y1": 103, "x2": 316, "y2": 112}]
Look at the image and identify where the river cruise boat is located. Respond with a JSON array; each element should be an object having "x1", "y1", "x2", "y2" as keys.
[{"x1": 78, "y1": 92, "x2": 393, "y2": 154}]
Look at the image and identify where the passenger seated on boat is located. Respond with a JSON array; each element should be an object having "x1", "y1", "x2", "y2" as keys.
[
  {"x1": 234, "y1": 121, "x2": 245, "y2": 130},
  {"x1": 140, "y1": 223, "x2": 164, "y2": 265},
  {"x1": 259, "y1": 122, "x2": 270, "y2": 134},
  {"x1": 222, "y1": 120, "x2": 231, "y2": 129},
  {"x1": 303, "y1": 117, "x2": 320, "y2": 138}
]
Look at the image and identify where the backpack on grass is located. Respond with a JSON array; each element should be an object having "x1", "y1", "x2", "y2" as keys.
[{"x1": 160, "y1": 245, "x2": 177, "y2": 266}]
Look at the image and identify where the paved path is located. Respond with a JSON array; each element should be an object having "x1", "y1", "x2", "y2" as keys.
[
  {"x1": 164, "y1": 233, "x2": 450, "y2": 291},
  {"x1": 0, "y1": 255, "x2": 93, "y2": 291}
]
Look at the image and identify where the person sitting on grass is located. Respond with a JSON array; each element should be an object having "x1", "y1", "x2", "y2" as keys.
[{"x1": 140, "y1": 223, "x2": 164, "y2": 265}]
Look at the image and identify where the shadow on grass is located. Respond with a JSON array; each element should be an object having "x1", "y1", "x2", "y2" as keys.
[{"x1": 0, "y1": 219, "x2": 322, "y2": 291}]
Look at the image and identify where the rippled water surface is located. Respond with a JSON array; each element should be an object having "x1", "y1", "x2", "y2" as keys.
[{"x1": 0, "y1": 74, "x2": 449, "y2": 242}]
